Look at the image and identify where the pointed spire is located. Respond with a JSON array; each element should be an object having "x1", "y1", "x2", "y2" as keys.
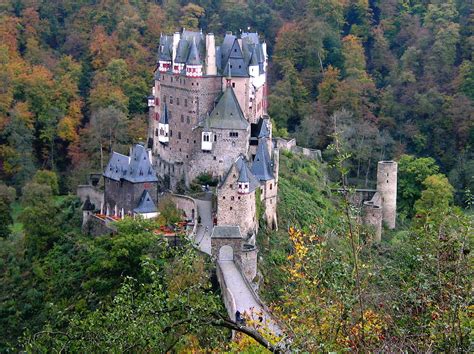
[
  {"x1": 187, "y1": 37, "x2": 202, "y2": 65},
  {"x1": 237, "y1": 161, "x2": 250, "y2": 183},
  {"x1": 252, "y1": 137, "x2": 274, "y2": 181}
]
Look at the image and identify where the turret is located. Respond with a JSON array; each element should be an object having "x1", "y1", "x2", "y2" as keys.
[
  {"x1": 158, "y1": 34, "x2": 172, "y2": 73},
  {"x1": 186, "y1": 38, "x2": 203, "y2": 77},
  {"x1": 158, "y1": 104, "x2": 170, "y2": 144},
  {"x1": 205, "y1": 33, "x2": 217, "y2": 76},
  {"x1": 377, "y1": 161, "x2": 397, "y2": 229},
  {"x1": 237, "y1": 163, "x2": 250, "y2": 194}
]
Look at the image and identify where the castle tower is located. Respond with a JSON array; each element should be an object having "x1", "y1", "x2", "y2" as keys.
[
  {"x1": 377, "y1": 161, "x2": 397, "y2": 229},
  {"x1": 217, "y1": 156, "x2": 259, "y2": 238}
]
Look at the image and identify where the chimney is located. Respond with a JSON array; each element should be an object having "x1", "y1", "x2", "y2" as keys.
[
  {"x1": 172, "y1": 31, "x2": 180, "y2": 64},
  {"x1": 205, "y1": 33, "x2": 217, "y2": 76}
]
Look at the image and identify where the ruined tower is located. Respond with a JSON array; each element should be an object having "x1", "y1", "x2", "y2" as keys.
[{"x1": 377, "y1": 160, "x2": 397, "y2": 229}]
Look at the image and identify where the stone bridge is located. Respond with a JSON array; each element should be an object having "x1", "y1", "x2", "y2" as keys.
[{"x1": 191, "y1": 195, "x2": 282, "y2": 336}]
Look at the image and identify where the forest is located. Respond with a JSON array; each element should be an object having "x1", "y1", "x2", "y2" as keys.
[{"x1": 0, "y1": 0, "x2": 472, "y2": 352}]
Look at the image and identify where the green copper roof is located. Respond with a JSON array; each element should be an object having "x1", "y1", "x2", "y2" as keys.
[{"x1": 208, "y1": 87, "x2": 249, "y2": 130}]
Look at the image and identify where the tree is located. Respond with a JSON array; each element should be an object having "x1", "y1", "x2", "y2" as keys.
[
  {"x1": 414, "y1": 174, "x2": 454, "y2": 226},
  {"x1": 397, "y1": 155, "x2": 440, "y2": 217},
  {"x1": 33, "y1": 170, "x2": 60, "y2": 195},
  {"x1": 0, "y1": 199, "x2": 12, "y2": 238},
  {"x1": 180, "y1": 3, "x2": 205, "y2": 31}
]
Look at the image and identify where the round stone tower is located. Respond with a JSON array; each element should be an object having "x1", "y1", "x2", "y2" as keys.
[{"x1": 377, "y1": 161, "x2": 397, "y2": 229}]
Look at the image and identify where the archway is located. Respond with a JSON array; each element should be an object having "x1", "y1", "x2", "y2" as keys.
[{"x1": 219, "y1": 245, "x2": 234, "y2": 261}]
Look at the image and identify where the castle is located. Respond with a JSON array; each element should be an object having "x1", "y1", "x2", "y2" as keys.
[
  {"x1": 147, "y1": 29, "x2": 279, "y2": 234},
  {"x1": 79, "y1": 29, "x2": 398, "y2": 277}
]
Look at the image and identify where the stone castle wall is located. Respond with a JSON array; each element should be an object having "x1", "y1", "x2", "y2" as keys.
[
  {"x1": 188, "y1": 127, "x2": 250, "y2": 183},
  {"x1": 152, "y1": 73, "x2": 222, "y2": 163},
  {"x1": 104, "y1": 179, "x2": 158, "y2": 216},
  {"x1": 217, "y1": 165, "x2": 257, "y2": 238}
]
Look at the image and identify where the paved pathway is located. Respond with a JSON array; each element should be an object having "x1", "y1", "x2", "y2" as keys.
[{"x1": 194, "y1": 197, "x2": 213, "y2": 255}]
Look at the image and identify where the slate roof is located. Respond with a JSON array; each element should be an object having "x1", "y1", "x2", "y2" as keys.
[
  {"x1": 257, "y1": 118, "x2": 270, "y2": 138},
  {"x1": 133, "y1": 190, "x2": 157, "y2": 214},
  {"x1": 186, "y1": 39, "x2": 202, "y2": 65},
  {"x1": 252, "y1": 138, "x2": 274, "y2": 181},
  {"x1": 237, "y1": 160, "x2": 250, "y2": 183},
  {"x1": 236, "y1": 156, "x2": 260, "y2": 192},
  {"x1": 160, "y1": 104, "x2": 169, "y2": 124},
  {"x1": 158, "y1": 35, "x2": 173, "y2": 62},
  {"x1": 174, "y1": 38, "x2": 189, "y2": 63},
  {"x1": 208, "y1": 87, "x2": 249, "y2": 130},
  {"x1": 104, "y1": 144, "x2": 158, "y2": 183},
  {"x1": 211, "y1": 225, "x2": 242, "y2": 239}
]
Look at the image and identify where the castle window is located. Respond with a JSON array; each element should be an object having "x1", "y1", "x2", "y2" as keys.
[
  {"x1": 270, "y1": 183, "x2": 273, "y2": 190},
  {"x1": 230, "y1": 207, "x2": 233, "y2": 211},
  {"x1": 197, "y1": 82, "x2": 199, "y2": 86},
  {"x1": 194, "y1": 140, "x2": 196, "y2": 144},
  {"x1": 386, "y1": 180, "x2": 389, "y2": 183},
  {"x1": 213, "y1": 156, "x2": 216, "y2": 160},
  {"x1": 170, "y1": 130, "x2": 172, "y2": 137},
  {"x1": 162, "y1": 75, "x2": 164, "y2": 80},
  {"x1": 238, "y1": 196, "x2": 241, "y2": 200},
  {"x1": 223, "y1": 196, "x2": 225, "y2": 200},
  {"x1": 181, "y1": 115, "x2": 184, "y2": 123},
  {"x1": 184, "y1": 99, "x2": 188, "y2": 107},
  {"x1": 203, "y1": 134, "x2": 210, "y2": 142},
  {"x1": 239, "y1": 65, "x2": 241, "y2": 69},
  {"x1": 186, "y1": 138, "x2": 189, "y2": 143},
  {"x1": 230, "y1": 184, "x2": 233, "y2": 189},
  {"x1": 214, "y1": 135, "x2": 217, "y2": 142},
  {"x1": 231, "y1": 196, "x2": 234, "y2": 201},
  {"x1": 155, "y1": 128, "x2": 158, "y2": 136},
  {"x1": 229, "y1": 132, "x2": 238, "y2": 138},
  {"x1": 232, "y1": 82, "x2": 235, "y2": 88},
  {"x1": 170, "y1": 96, "x2": 173, "y2": 104},
  {"x1": 186, "y1": 116, "x2": 190, "y2": 124},
  {"x1": 230, "y1": 65, "x2": 233, "y2": 69}
]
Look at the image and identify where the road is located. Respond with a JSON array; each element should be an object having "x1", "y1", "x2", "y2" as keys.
[{"x1": 193, "y1": 194, "x2": 282, "y2": 337}]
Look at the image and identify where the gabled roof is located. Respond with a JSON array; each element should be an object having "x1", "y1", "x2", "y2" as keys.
[
  {"x1": 252, "y1": 138, "x2": 274, "y2": 181},
  {"x1": 127, "y1": 145, "x2": 158, "y2": 183},
  {"x1": 208, "y1": 87, "x2": 249, "y2": 130},
  {"x1": 160, "y1": 104, "x2": 169, "y2": 124},
  {"x1": 133, "y1": 190, "x2": 157, "y2": 214},
  {"x1": 103, "y1": 144, "x2": 158, "y2": 183},
  {"x1": 104, "y1": 151, "x2": 130, "y2": 181}
]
